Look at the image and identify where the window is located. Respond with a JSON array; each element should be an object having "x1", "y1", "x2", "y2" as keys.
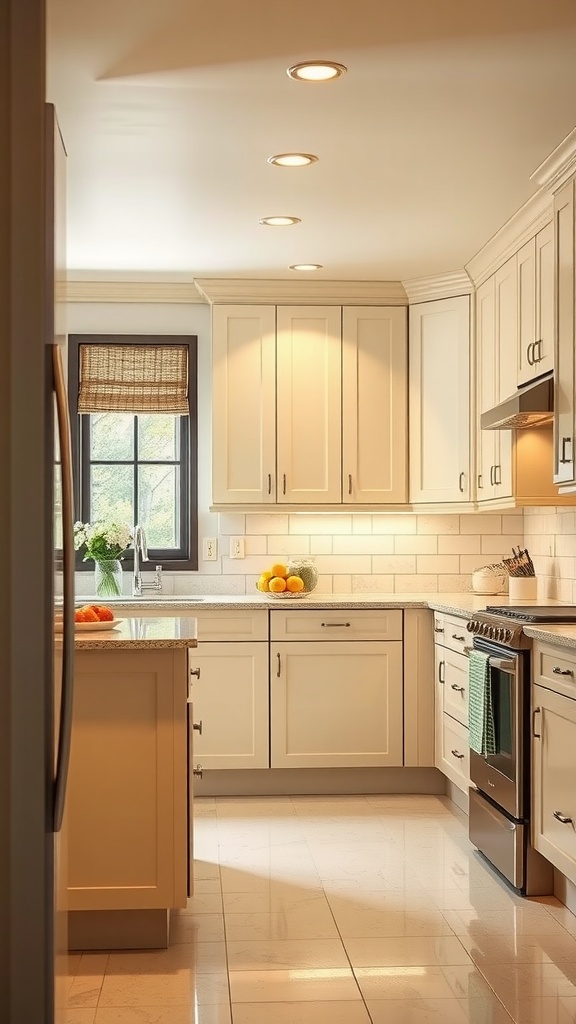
[{"x1": 69, "y1": 334, "x2": 198, "y2": 570}]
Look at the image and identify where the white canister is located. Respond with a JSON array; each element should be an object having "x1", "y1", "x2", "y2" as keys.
[
  {"x1": 471, "y1": 567, "x2": 508, "y2": 595},
  {"x1": 508, "y1": 576, "x2": 537, "y2": 601}
]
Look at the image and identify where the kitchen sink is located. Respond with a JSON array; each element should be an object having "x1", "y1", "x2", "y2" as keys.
[{"x1": 75, "y1": 595, "x2": 206, "y2": 603}]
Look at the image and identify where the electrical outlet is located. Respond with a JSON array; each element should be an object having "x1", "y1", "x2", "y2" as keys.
[
  {"x1": 230, "y1": 536, "x2": 245, "y2": 559},
  {"x1": 203, "y1": 537, "x2": 218, "y2": 561}
]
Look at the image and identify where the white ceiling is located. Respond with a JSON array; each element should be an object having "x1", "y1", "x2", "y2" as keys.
[{"x1": 47, "y1": 0, "x2": 576, "y2": 282}]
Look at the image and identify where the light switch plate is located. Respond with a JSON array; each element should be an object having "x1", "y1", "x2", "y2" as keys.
[
  {"x1": 230, "y1": 536, "x2": 245, "y2": 559},
  {"x1": 203, "y1": 538, "x2": 218, "y2": 561}
]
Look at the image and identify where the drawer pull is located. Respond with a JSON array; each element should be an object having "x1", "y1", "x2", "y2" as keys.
[
  {"x1": 553, "y1": 811, "x2": 574, "y2": 825},
  {"x1": 438, "y1": 660, "x2": 445, "y2": 685},
  {"x1": 193, "y1": 720, "x2": 203, "y2": 735},
  {"x1": 451, "y1": 684, "x2": 465, "y2": 693},
  {"x1": 268, "y1": 473, "x2": 272, "y2": 495},
  {"x1": 451, "y1": 749, "x2": 465, "y2": 760},
  {"x1": 553, "y1": 666, "x2": 574, "y2": 676},
  {"x1": 321, "y1": 622, "x2": 351, "y2": 628},
  {"x1": 276, "y1": 653, "x2": 281, "y2": 678},
  {"x1": 192, "y1": 764, "x2": 204, "y2": 779},
  {"x1": 452, "y1": 634, "x2": 466, "y2": 642},
  {"x1": 190, "y1": 667, "x2": 201, "y2": 680},
  {"x1": 434, "y1": 626, "x2": 444, "y2": 634},
  {"x1": 348, "y1": 473, "x2": 353, "y2": 495},
  {"x1": 533, "y1": 707, "x2": 542, "y2": 738}
]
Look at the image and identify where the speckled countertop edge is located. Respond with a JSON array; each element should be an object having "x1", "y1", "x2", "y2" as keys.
[
  {"x1": 523, "y1": 624, "x2": 576, "y2": 650},
  {"x1": 60, "y1": 616, "x2": 198, "y2": 650}
]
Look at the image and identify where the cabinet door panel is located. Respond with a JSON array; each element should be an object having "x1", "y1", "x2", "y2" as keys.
[
  {"x1": 271, "y1": 641, "x2": 403, "y2": 767},
  {"x1": 276, "y1": 306, "x2": 342, "y2": 503},
  {"x1": 554, "y1": 181, "x2": 575, "y2": 485},
  {"x1": 190, "y1": 642, "x2": 269, "y2": 769},
  {"x1": 532, "y1": 684, "x2": 576, "y2": 884},
  {"x1": 517, "y1": 238, "x2": 536, "y2": 387},
  {"x1": 476, "y1": 277, "x2": 498, "y2": 500},
  {"x1": 409, "y1": 295, "x2": 470, "y2": 503},
  {"x1": 535, "y1": 222, "x2": 554, "y2": 380},
  {"x1": 494, "y1": 255, "x2": 518, "y2": 403},
  {"x1": 342, "y1": 306, "x2": 407, "y2": 503},
  {"x1": 212, "y1": 305, "x2": 276, "y2": 503}
]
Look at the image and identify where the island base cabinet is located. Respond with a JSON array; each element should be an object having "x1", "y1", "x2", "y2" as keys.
[
  {"x1": 67, "y1": 649, "x2": 188, "y2": 934},
  {"x1": 270, "y1": 641, "x2": 403, "y2": 768},
  {"x1": 532, "y1": 684, "x2": 576, "y2": 884},
  {"x1": 188, "y1": 642, "x2": 269, "y2": 769}
]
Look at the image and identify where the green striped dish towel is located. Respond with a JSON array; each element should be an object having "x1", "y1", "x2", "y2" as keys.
[{"x1": 468, "y1": 650, "x2": 496, "y2": 756}]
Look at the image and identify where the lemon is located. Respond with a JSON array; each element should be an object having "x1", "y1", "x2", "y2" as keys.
[{"x1": 257, "y1": 574, "x2": 271, "y2": 592}]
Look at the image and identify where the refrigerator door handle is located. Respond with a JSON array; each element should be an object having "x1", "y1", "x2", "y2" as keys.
[{"x1": 53, "y1": 345, "x2": 75, "y2": 833}]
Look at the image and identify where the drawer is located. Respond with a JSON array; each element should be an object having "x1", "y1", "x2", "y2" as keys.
[
  {"x1": 442, "y1": 650, "x2": 469, "y2": 727},
  {"x1": 437, "y1": 613, "x2": 471, "y2": 656},
  {"x1": 270, "y1": 608, "x2": 403, "y2": 642},
  {"x1": 437, "y1": 713, "x2": 470, "y2": 792},
  {"x1": 192, "y1": 609, "x2": 268, "y2": 642},
  {"x1": 533, "y1": 642, "x2": 576, "y2": 699}
]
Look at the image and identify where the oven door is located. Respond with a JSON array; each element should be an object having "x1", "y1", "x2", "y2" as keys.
[{"x1": 469, "y1": 644, "x2": 528, "y2": 820}]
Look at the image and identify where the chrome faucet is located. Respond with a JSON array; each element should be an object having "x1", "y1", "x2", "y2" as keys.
[{"x1": 132, "y1": 524, "x2": 163, "y2": 597}]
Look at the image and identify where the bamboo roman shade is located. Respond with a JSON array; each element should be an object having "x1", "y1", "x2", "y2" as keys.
[{"x1": 77, "y1": 343, "x2": 189, "y2": 415}]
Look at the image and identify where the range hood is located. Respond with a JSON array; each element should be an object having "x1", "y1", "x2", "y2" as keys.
[{"x1": 480, "y1": 371, "x2": 554, "y2": 430}]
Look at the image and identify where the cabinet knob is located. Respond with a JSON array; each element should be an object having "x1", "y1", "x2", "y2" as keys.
[
  {"x1": 193, "y1": 720, "x2": 203, "y2": 734},
  {"x1": 192, "y1": 764, "x2": 204, "y2": 779},
  {"x1": 553, "y1": 810, "x2": 573, "y2": 825}
]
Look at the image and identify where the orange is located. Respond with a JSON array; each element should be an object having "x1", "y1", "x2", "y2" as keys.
[
  {"x1": 269, "y1": 576, "x2": 287, "y2": 593},
  {"x1": 286, "y1": 575, "x2": 304, "y2": 593},
  {"x1": 91, "y1": 604, "x2": 114, "y2": 621},
  {"x1": 271, "y1": 562, "x2": 288, "y2": 578},
  {"x1": 74, "y1": 609, "x2": 86, "y2": 623},
  {"x1": 81, "y1": 606, "x2": 99, "y2": 622}
]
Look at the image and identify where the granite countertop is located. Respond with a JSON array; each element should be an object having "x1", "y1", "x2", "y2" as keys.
[
  {"x1": 62, "y1": 616, "x2": 198, "y2": 650},
  {"x1": 523, "y1": 623, "x2": 576, "y2": 650}
]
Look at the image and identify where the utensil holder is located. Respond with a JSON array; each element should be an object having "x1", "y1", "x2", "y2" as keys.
[{"x1": 508, "y1": 576, "x2": 537, "y2": 601}]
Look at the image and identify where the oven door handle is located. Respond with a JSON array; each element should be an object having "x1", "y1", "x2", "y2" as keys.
[{"x1": 486, "y1": 656, "x2": 516, "y2": 673}]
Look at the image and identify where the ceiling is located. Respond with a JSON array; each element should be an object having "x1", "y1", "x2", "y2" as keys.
[{"x1": 47, "y1": 0, "x2": 576, "y2": 282}]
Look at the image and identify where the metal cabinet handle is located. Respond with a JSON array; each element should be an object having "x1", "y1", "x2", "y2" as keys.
[
  {"x1": 276, "y1": 652, "x2": 281, "y2": 678},
  {"x1": 452, "y1": 633, "x2": 466, "y2": 642},
  {"x1": 553, "y1": 811, "x2": 574, "y2": 825},
  {"x1": 560, "y1": 437, "x2": 573, "y2": 464},
  {"x1": 451, "y1": 684, "x2": 465, "y2": 693},
  {"x1": 459, "y1": 471, "x2": 465, "y2": 493},
  {"x1": 535, "y1": 339, "x2": 543, "y2": 362},
  {"x1": 553, "y1": 666, "x2": 574, "y2": 676},
  {"x1": 348, "y1": 473, "x2": 353, "y2": 495},
  {"x1": 193, "y1": 720, "x2": 203, "y2": 735},
  {"x1": 321, "y1": 622, "x2": 351, "y2": 627},
  {"x1": 190, "y1": 667, "x2": 201, "y2": 679},
  {"x1": 533, "y1": 706, "x2": 542, "y2": 738},
  {"x1": 283, "y1": 473, "x2": 287, "y2": 495},
  {"x1": 438, "y1": 660, "x2": 445, "y2": 684},
  {"x1": 268, "y1": 473, "x2": 272, "y2": 495},
  {"x1": 192, "y1": 764, "x2": 204, "y2": 779},
  {"x1": 451, "y1": 749, "x2": 465, "y2": 760},
  {"x1": 489, "y1": 465, "x2": 495, "y2": 486},
  {"x1": 494, "y1": 464, "x2": 502, "y2": 485},
  {"x1": 434, "y1": 626, "x2": 444, "y2": 634},
  {"x1": 477, "y1": 473, "x2": 483, "y2": 490},
  {"x1": 527, "y1": 341, "x2": 536, "y2": 365}
]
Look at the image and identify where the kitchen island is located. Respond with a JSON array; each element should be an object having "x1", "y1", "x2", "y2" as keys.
[{"x1": 64, "y1": 616, "x2": 197, "y2": 951}]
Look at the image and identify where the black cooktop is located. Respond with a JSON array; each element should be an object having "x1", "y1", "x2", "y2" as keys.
[{"x1": 486, "y1": 605, "x2": 576, "y2": 622}]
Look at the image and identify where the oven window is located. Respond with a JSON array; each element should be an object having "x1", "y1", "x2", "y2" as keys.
[{"x1": 489, "y1": 665, "x2": 514, "y2": 779}]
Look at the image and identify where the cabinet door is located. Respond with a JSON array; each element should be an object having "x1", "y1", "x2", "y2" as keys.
[
  {"x1": 409, "y1": 295, "x2": 470, "y2": 503},
  {"x1": 553, "y1": 180, "x2": 575, "y2": 486},
  {"x1": 190, "y1": 642, "x2": 269, "y2": 769},
  {"x1": 276, "y1": 306, "x2": 342, "y2": 503},
  {"x1": 535, "y1": 222, "x2": 555, "y2": 380},
  {"x1": 271, "y1": 641, "x2": 403, "y2": 767},
  {"x1": 517, "y1": 237, "x2": 536, "y2": 387},
  {"x1": 494, "y1": 255, "x2": 518, "y2": 404},
  {"x1": 342, "y1": 306, "x2": 407, "y2": 503},
  {"x1": 532, "y1": 683, "x2": 576, "y2": 884},
  {"x1": 212, "y1": 305, "x2": 276, "y2": 503},
  {"x1": 475, "y1": 276, "x2": 512, "y2": 503}
]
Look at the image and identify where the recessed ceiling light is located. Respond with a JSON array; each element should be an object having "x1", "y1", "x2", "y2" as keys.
[
  {"x1": 287, "y1": 61, "x2": 347, "y2": 82},
  {"x1": 289, "y1": 264, "x2": 323, "y2": 271},
  {"x1": 268, "y1": 153, "x2": 318, "y2": 167},
  {"x1": 259, "y1": 216, "x2": 301, "y2": 226}
]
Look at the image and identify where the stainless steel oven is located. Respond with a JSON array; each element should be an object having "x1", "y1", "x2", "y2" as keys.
[{"x1": 464, "y1": 606, "x2": 576, "y2": 895}]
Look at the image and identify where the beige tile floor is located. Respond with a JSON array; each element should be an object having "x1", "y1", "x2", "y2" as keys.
[{"x1": 66, "y1": 794, "x2": 576, "y2": 1023}]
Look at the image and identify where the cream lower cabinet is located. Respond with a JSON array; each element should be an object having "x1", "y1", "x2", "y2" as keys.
[
  {"x1": 433, "y1": 611, "x2": 471, "y2": 793},
  {"x1": 270, "y1": 609, "x2": 403, "y2": 768},
  {"x1": 187, "y1": 642, "x2": 269, "y2": 769},
  {"x1": 409, "y1": 295, "x2": 471, "y2": 503},
  {"x1": 67, "y1": 648, "x2": 188, "y2": 914}
]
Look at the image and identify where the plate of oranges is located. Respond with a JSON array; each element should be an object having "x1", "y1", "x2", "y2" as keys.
[
  {"x1": 54, "y1": 604, "x2": 122, "y2": 631},
  {"x1": 256, "y1": 563, "x2": 310, "y2": 599}
]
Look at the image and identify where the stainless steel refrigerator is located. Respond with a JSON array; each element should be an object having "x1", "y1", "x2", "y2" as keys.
[{"x1": 0, "y1": 31, "x2": 75, "y2": 1014}]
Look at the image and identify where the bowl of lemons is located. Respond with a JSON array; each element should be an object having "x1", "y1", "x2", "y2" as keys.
[{"x1": 256, "y1": 559, "x2": 318, "y2": 599}]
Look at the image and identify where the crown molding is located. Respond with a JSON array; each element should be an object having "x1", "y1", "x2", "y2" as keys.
[
  {"x1": 401, "y1": 270, "x2": 472, "y2": 303},
  {"x1": 193, "y1": 278, "x2": 408, "y2": 305},
  {"x1": 531, "y1": 127, "x2": 576, "y2": 194},
  {"x1": 465, "y1": 188, "x2": 552, "y2": 287},
  {"x1": 62, "y1": 279, "x2": 206, "y2": 304}
]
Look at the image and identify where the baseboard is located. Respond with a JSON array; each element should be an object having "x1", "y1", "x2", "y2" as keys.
[
  {"x1": 444, "y1": 780, "x2": 469, "y2": 814},
  {"x1": 554, "y1": 869, "x2": 576, "y2": 916},
  {"x1": 68, "y1": 909, "x2": 170, "y2": 951},
  {"x1": 194, "y1": 766, "x2": 445, "y2": 797}
]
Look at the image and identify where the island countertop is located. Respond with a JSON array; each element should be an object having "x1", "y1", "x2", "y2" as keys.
[{"x1": 61, "y1": 616, "x2": 198, "y2": 650}]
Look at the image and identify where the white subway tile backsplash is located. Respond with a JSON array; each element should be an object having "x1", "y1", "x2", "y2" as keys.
[
  {"x1": 438, "y1": 535, "x2": 480, "y2": 555},
  {"x1": 372, "y1": 515, "x2": 417, "y2": 535},
  {"x1": 460, "y1": 553, "x2": 495, "y2": 574},
  {"x1": 246, "y1": 513, "x2": 289, "y2": 535},
  {"x1": 332, "y1": 535, "x2": 394, "y2": 555},
  {"x1": 310, "y1": 535, "x2": 333, "y2": 555},
  {"x1": 394, "y1": 535, "x2": 438, "y2": 555},
  {"x1": 332, "y1": 574, "x2": 352, "y2": 593},
  {"x1": 352, "y1": 516, "x2": 374, "y2": 535},
  {"x1": 394, "y1": 574, "x2": 438, "y2": 593},
  {"x1": 289, "y1": 514, "x2": 352, "y2": 535},
  {"x1": 218, "y1": 513, "x2": 246, "y2": 534},
  {"x1": 352, "y1": 574, "x2": 395, "y2": 593},
  {"x1": 417, "y1": 554, "x2": 460, "y2": 574},
  {"x1": 555, "y1": 533, "x2": 576, "y2": 557},
  {"x1": 459, "y1": 514, "x2": 502, "y2": 534},
  {"x1": 313, "y1": 554, "x2": 372, "y2": 574},
  {"x1": 501, "y1": 515, "x2": 524, "y2": 535},
  {"x1": 417, "y1": 514, "x2": 459, "y2": 535},
  {"x1": 442, "y1": 574, "x2": 473, "y2": 592},
  {"x1": 372, "y1": 554, "x2": 416, "y2": 574},
  {"x1": 244, "y1": 535, "x2": 268, "y2": 556},
  {"x1": 481, "y1": 534, "x2": 522, "y2": 555},
  {"x1": 267, "y1": 535, "x2": 311, "y2": 556}
]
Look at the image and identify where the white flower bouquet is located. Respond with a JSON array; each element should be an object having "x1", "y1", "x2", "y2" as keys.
[{"x1": 73, "y1": 521, "x2": 133, "y2": 562}]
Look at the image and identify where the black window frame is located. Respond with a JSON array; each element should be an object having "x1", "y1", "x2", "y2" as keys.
[{"x1": 68, "y1": 333, "x2": 198, "y2": 571}]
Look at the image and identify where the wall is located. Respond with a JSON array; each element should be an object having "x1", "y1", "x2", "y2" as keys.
[
  {"x1": 69, "y1": 298, "x2": 524, "y2": 598},
  {"x1": 524, "y1": 506, "x2": 576, "y2": 602}
]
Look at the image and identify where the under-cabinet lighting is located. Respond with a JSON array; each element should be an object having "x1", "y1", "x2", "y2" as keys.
[
  {"x1": 268, "y1": 153, "x2": 318, "y2": 167},
  {"x1": 259, "y1": 216, "x2": 301, "y2": 226},
  {"x1": 287, "y1": 61, "x2": 347, "y2": 82},
  {"x1": 289, "y1": 264, "x2": 323, "y2": 271}
]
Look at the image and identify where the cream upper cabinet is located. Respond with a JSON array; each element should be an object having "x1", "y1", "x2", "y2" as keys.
[
  {"x1": 409, "y1": 295, "x2": 471, "y2": 503},
  {"x1": 517, "y1": 223, "x2": 554, "y2": 386},
  {"x1": 212, "y1": 305, "x2": 276, "y2": 504},
  {"x1": 475, "y1": 275, "x2": 512, "y2": 502},
  {"x1": 276, "y1": 306, "x2": 342, "y2": 503},
  {"x1": 342, "y1": 306, "x2": 407, "y2": 503},
  {"x1": 494, "y1": 255, "x2": 518, "y2": 403},
  {"x1": 553, "y1": 178, "x2": 576, "y2": 488}
]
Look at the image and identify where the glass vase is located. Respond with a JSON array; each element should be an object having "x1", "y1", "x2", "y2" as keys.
[{"x1": 94, "y1": 559, "x2": 123, "y2": 598}]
